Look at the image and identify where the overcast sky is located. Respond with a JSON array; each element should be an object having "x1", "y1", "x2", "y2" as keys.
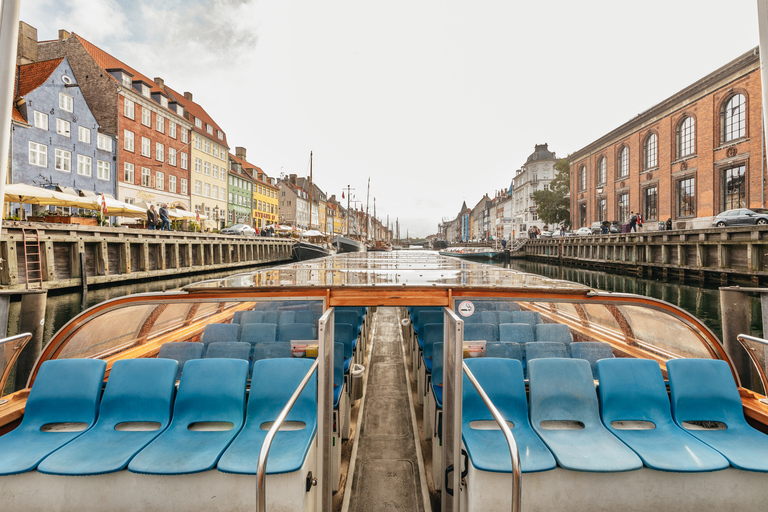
[{"x1": 20, "y1": 0, "x2": 760, "y2": 236}]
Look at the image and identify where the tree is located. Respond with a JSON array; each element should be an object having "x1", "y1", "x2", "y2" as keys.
[{"x1": 532, "y1": 158, "x2": 571, "y2": 229}]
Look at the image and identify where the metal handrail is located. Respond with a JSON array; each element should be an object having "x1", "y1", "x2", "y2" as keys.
[
  {"x1": 257, "y1": 358, "x2": 319, "y2": 512},
  {"x1": 0, "y1": 333, "x2": 32, "y2": 403},
  {"x1": 462, "y1": 361, "x2": 521, "y2": 512},
  {"x1": 736, "y1": 334, "x2": 768, "y2": 393}
]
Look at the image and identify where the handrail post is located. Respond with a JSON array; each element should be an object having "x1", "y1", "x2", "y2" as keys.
[
  {"x1": 256, "y1": 359, "x2": 319, "y2": 512},
  {"x1": 736, "y1": 333, "x2": 768, "y2": 395},
  {"x1": 462, "y1": 361, "x2": 521, "y2": 512}
]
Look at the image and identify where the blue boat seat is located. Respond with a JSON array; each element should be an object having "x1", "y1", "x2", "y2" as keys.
[
  {"x1": 511, "y1": 311, "x2": 541, "y2": 328},
  {"x1": 597, "y1": 358, "x2": 729, "y2": 472},
  {"x1": 528, "y1": 358, "x2": 642, "y2": 472},
  {"x1": 217, "y1": 358, "x2": 317, "y2": 475},
  {"x1": 278, "y1": 311, "x2": 296, "y2": 327},
  {"x1": 201, "y1": 323, "x2": 241, "y2": 353},
  {"x1": 485, "y1": 342, "x2": 524, "y2": 361},
  {"x1": 421, "y1": 323, "x2": 444, "y2": 372},
  {"x1": 37, "y1": 359, "x2": 178, "y2": 475},
  {"x1": 535, "y1": 323, "x2": 573, "y2": 344},
  {"x1": 465, "y1": 322, "x2": 498, "y2": 342},
  {"x1": 205, "y1": 341, "x2": 251, "y2": 362},
  {"x1": 296, "y1": 310, "x2": 314, "y2": 325},
  {"x1": 480, "y1": 311, "x2": 498, "y2": 324},
  {"x1": 667, "y1": 358, "x2": 768, "y2": 472},
  {"x1": 335, "y1": 311, "x2": 361, "y2": 336},
  {"x1": 499, "y1": 323, "x2": 534, "y2": 344},
  {"x1": 462, "y1": 358, "x2": 555, "y2": 473},
  {"x1": 570, "y1": 342, "x2": 614, "y2": 378},
  {"x1": 432, "y1": 342, "x2": 444, "y2": 409},
  {"x1": 278, "y1": 323, "x2": 314, "y2": 343},
  {"x1": 253, "y1": 342, "x2": 292, "y2": 361},
  {"x1": 333, "y1": 342, "x2": 345, "y2": 408},
  {"x1": 497, "y1": 311, "x2": 515, "y2": 324},
  {"x1": 417, "y1": 311, "x2": 443, "y2": 346},
  {"x1": 239, "y1": 310, "x2": 265, "y2": 325},
  {"x1": 525, "y1": 342, "x2": 568, "y2": 364},
  {"x1": 334, "y1": 323, "x2": 355, "y2": 372},
  {"x1": 262, "y1": 311, "x2": 279, "y2": 324},
  {"x1": 128, "y1": 359, "x2": 249, "y2": 475},
  {"x1": 0, "y1": 359, "x2": 107, "y2": 476},
  {"x1": 158, "y1": 341, "x2": 203, "y2": 380},
  {"x1": 240, "y1": 323, "x2": 277, "y2": 344}
]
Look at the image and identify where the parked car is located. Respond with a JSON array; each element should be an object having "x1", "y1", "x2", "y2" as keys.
[
  {"x1": 541, "y1": 231, "x2": 553, "y2": 238},
  {"x1": 712, "y1": 208, "x2": 768, "y2": 227},
  {"x1": 590, "y1": 221, "x2": 603, "y2": 234},
  {"x1": 221, "y1": 224, "x2": 256, "y2": 236},
  {"x1": 575, "y1": 227, "x2": 592, "y2": 236}
]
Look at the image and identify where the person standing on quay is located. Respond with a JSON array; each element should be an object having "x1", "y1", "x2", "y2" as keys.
[
  {"x1": 629, "y1": 211, "x2": 638, "y2": 233},
  {"x1": 147, "y1": 205, "x2": 157, "y2": 230},
  {"x1": 159, "y1": 204, "x2": 171, "y2": 231}
]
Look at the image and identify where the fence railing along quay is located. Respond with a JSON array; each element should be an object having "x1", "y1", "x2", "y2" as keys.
[
  {"x1": 522, "y1": 224, "x2": 768, "y2": 286},
  {"x1": 0, "y1": 221, "x2": 294, "y2": 292}
]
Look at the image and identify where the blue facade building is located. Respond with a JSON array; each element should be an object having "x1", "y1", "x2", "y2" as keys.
[{"x1": 11, "y1": 57, "x2": 115, "y2": 215}]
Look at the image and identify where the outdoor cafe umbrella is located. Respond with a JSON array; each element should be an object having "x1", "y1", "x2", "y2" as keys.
[
  {"x1": 168, "y1": 208, "x2": 207, "y2": 220},
  {"x1": 93, "y1": 194, "x2": 147, "y2": 218},
  {"x1": 4, "y1": 183, "x2": 95, "y2": 209}
]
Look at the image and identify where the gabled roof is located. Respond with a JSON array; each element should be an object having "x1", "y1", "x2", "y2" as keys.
[
  {"x1": 230, "y1": 153, "x2": 276, "y2": 189},
  {"x1": 165, "y1": 84, "x2": 229, "y2": 148},
  {"x1": 14, "y1": 58, "x2": 65, "y2": 123}
]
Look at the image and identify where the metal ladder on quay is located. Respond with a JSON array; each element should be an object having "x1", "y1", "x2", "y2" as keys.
[{"x1": 22, "y1": 227, "x2": 43, "y2": 289}]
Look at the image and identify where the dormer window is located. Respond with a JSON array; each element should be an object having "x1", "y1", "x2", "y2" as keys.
[
  {"x1": 176, "y1": 105, "x2": 184, "y2": 116},
  {"x1": 217, "y1": 130, "x2": 223, "y2": 140},
  {"x1": 141, "y1": 84, "x2": 150, "y2": 97},
  {"x1": 206, "y1": 124, "x2": 213, "y2": 135},
  {"x1": 195, "y1": 118, "x2": 202, "y2": 129},
  {"x1": 121, "y1": 74, "x2": 131, "y2": 87},
  {"x1": 160, "y1": 96, "x2": 168, "y2": 108}
]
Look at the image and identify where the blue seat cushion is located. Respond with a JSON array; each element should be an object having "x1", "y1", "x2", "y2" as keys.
[{"x1": 432, "y1": 383, "x2": 443, "y2": 409}]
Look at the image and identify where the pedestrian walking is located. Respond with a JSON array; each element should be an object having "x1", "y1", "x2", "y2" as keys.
[
  {"x1": 147, "y1": 205, "x2": 157, "y2": 230},
  {"x1": 629, "y1": 211, "x2": 638, "y2": 233},
  {"x1": 159, "y1": 204, "x2": 171, "y2": 231}
]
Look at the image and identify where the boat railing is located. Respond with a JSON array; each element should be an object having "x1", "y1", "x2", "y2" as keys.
[
  {"x1": 462, "y1": 360, "x2": 521, "y2": 512},
  {"x1": 0, "y1": 333, "x2": 32, "y2": 404},
  {"x1": 257, "y1": 358, "x2": 319, "y2": 512},
  {"x1": 736, "y1": 334, "x2": 768, "y2": 398}
]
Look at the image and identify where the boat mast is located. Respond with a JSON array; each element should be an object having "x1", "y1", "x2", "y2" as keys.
[
  {"x1": 308, "y1": 151, "x2": 312, "y2": 231},
  {"x1": 0, "y1": 0, "x2": 20, "y2": 234},
  {"x1": 758, "y1": 0, "x2": 768, "y2": 207},
  {"x1": 365, "y1": 177, "x2": 370, "y2": 241}
]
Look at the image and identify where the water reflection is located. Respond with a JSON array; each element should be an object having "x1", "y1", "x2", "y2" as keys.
[{"x1": 490, "y1": 259, "x2": 763, "y2": 341}]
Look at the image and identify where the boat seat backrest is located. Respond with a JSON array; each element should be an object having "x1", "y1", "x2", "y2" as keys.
[
  {"x1": 527, "y1": 358, "x2": 642, "y2": 472},
  {"x1": 0, "y1": 359, "x2": 107, "y2": 475},
  {"x1": 499, "y1": 323, "x2": 534, "y2": 344},
  {"x1": 158, "y1": 342, "x2": 204, "y2": 380},
  {"x1": 252, "y1": 342, "x2": 292, "y2": 361},
  {"x1": 480, "y1": 311, "x2": 498, "y2": 324},
  {"x1": 525, "y1": 342, "x2": 568, "y2": 365},
  {"x1": 422, "y1": 323, "x2": 444, "y2": 366},
  {"x1": 278, "y1": 323, "x2": 314, "y2": 343},
  {"x1": 570, "y1": 342, "x2": 614, "y2": 378},
  {"x1": 465, "y1": 322, "x2": 498, "y2": 342},
  {"x1": 262, "y1": 311, "x2": 279, "y2": 324},
  {"x1": 462, "y1": 358, "x2": 556, "y2": 473},
  {"x1": 596, "y1": 358, "x2": 730, "y2": 473},
  {"x1": 335, "y1": 310, "x2": 360, "y2": 330},
  {"x1": 667, "y1": 358, "x2": 768, "y2": 472},
  {"x1": 511, "y1": 311, "x2": 541, "y2": 327},
  {"x1": 204, "y1": 342, "x2": 251, "y2": 361},
  {"x1": 278, "y1": 311, "x2": 296, "y2": 326},
  {"x1": 535, "y1": 323, "x2": 573, "y2": 344},
  {"x1": 486, "y1": 341, "x2": 524, "y2": 361},
  {"x1": 201, "y1": 323, "x2": 241, "y2": 349},
  {"x1": 127, "y1": 358, "x2": 249, "y2": 475},
  {"x1": 240, "y1": 323, "x2": 277, "y2": 344},
  {"x1": 296, "y1": 310, "x2": 314, "y2": 324},
  {"x1": 239, "y1": 310, "x2": 264, "y2": 325},
  {"x1": 217, "y1": 358, "x2": 317, "y2": 475},
  {"x1": 334, "y1": 323, "x2": 355, "y2": 359},
  {"x1": 496, "y1": 311, "x2": 515, "y2": 324},
  {"x1": 417, "y1": 311, "x2": 444, "y2": 336}
]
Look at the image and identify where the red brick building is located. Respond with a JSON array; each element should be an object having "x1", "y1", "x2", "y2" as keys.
[{"x1": 570, "y1": 48, "x2": 764, "y2": 230}]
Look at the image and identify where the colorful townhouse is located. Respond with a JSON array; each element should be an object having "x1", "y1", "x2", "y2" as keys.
[
  {"x1": 229, "y1": 147, "x2": 278, "y2": 230},
  {"x1": 35, "y1": 26, "x2": 194, "y2": 211},
  {"x1": 10, "y1": 54, "x2": 115, "y2": 216},
  {"x1": 228, "y1": 153, "x2": 255, "y2": 226}
]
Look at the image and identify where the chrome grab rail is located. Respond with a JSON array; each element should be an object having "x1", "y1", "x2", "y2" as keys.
[
  {"x1": 0, "y1": 333, "x2": 32, "y2": 404},
  {"x1": 462, "y1": 361, "x2": 521, "y2": 512},
  {"x1": 257, "y1": 358, "x2": 319, "y2": 512},
  {"x1": 736, "y1": 334, "x2": 768, "y2": 395}
]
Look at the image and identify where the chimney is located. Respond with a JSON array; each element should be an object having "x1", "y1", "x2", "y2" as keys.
[
  {"x1": 154, "y1": 77, "x2": 164, "y2": 88},
  {"x1": 17, "y1": 22, "x2": 38, "y2": 65},
  {"x1": 235, "y1": 146, "x2": 246, "y2": 159},
  {"x1": 58, "y1": 29, "x2": 70, "y2": 41},
  {"x1": 289, "y1": 174, "x2": 297, "y2": 185},
  {"x1": 184, "y1": 91, "x2": 193, "y2": 101}
]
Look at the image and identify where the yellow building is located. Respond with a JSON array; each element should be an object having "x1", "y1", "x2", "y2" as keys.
[
  {"x1": 231, "y1": 147, "x2": 278, "y2": 229},
  {"x1": 170, "y1": 89, "x2": 229, "y2": 230}
]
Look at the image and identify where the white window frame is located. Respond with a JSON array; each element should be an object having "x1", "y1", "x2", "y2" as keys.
[
  {"x1": 169, "y1": 147, "x2": 177, "y2": 166},
  {"x1": 156, "y1": 115, "x2": 164, "y2": 133},
  {"x1": 195, "y1": 158, "x2": 202, "y2": 173},
  {"x1": 124, "y1": 98, "x2": 134, "y2": 119},
  {"x1": 59, "y1": 93, "x2": 73, "y2": 112},
  {"x1": 142, "y1": 167, "x2": 152, "y2": 187},
  {"x1": 156, "y1": 142, "x2": 164, "y2": 162},
  {"x1": 77, "y1": 154, "x2": 92, "y2": 176},
  {"x1": 54, "y1": 148, "x2": 71, "y2": 172},
  {"x1": 204, "y1": 161, "x2": 210, "y2": 176},
  {"x1": 169, "y1": 121, "x2": 177, "y2": 139},
  {"x1": 141, "y1": 136, "x2": 151, "y2": 157},
  {"x1": 195, "y1": 118, "x2": 202, "y2": 128},
  {"x1": 181, "y1": 152, "x2": 188, "y2": 170},
  {"x1": 97, "y1": 133, "x2": 112, "y2": 151},
  {"x1": 124, "y1": 130, "x2": 134, "y2": 151},
  {"x1": 142, "y1": 107, "x2": 151, "y2": 127},
  {"x1": 181, "y1": 178, "x2": 188, "y2": 195},
  {"x1": 195, "y1": 180, "x2": 202, "y2": 195},
  {"x1": 169, "y1": 175, "x2": 177, "y2": 193},
  {"x1": 156, "y1": 171, "x2": 164, "y2": 191},
  {"x1": 29, "y1": 141, "x2": 47, "y2": 167},
  {"x1": 56, "y1": 118, "x2": 71, "y2": 137},
  {"x1": 33, "y1": 111, "x2": 48, "y2": 130},
  {"x1": 181, "y1": 128, "x2": 188, "y2": 143},
  {"x1": 97, "y1": 160, "x2": 110, "y2": 180},
  {"x1": 78, "y1": 126, "x2": 91, "y2": 144},
  {"x1": 124, "y1": 162, "x2": 134, "y2": 183},
  {"x1": 204, "y1": 182, "x2": 211, "y2": 197}
]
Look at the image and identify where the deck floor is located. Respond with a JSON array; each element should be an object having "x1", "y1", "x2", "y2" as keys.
[{"x1": 341, "y1": 307, "x2": 431, "y2": 512}]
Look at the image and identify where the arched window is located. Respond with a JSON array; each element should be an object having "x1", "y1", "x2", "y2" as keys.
[
  {"x1": 722, "y1": 94, "x2": 746, "y2": 142},
  {"x1": 597, "y1": 157, "x2": 606, "y2": 185},
  {"x1": 643, "y1": 133, "x2": 657, "y2": 170},
  {"x1": 617, "y1": 146, "x2": 629, "y2": 178},
  {"x1": 676, "y1": 116, "x2": 695, "y2": 158},
  {"x1": 579, "y1": 165, "x2": 586, "y2": 191}
]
